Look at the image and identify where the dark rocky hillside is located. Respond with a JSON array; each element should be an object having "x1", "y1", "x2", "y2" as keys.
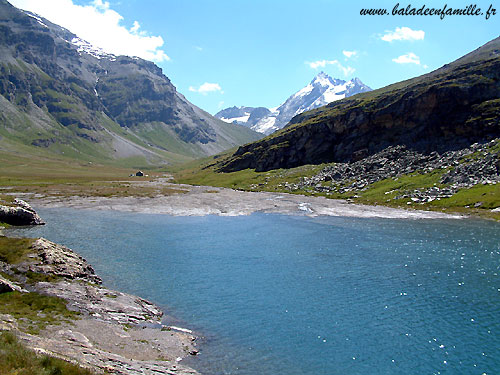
[
  {"x1": 0, "y1": 0, "x2": 260, "y2": 165},
  {"x1": 219, "y1": 37, "x2": 500, "y2": 172}
]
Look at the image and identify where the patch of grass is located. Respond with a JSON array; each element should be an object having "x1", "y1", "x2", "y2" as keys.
[
  {"x1": 25, "y1": 270, "x2": 61, "y2": 284},
  {"x1": 0, "y1": 222, "x2": 12, "y2": 229},
  {"x1": 430, "y1": 184, "x2": 500, "y2": 211},
  {"x1": 0, "y1": 331, "x2": 97, "y2": 375},
  {"x1": 0, "y1": 237, "x2": 35, "y2": 264},
  {"x1": 357, "y1": 170, "x2": 446, "y2": 205},
  {"x1": 0, "y1": 271, "x2": 16, "y2": 282},
  {"x1": 0, "y1": 151, "x2": 189, "y2": 199},
  {"x1": 0, "y1": 291, "x2": 79, "y2": 334}
]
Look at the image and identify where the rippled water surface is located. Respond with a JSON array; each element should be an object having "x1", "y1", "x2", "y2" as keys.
[{"x1": 12, "y1": 207, "x2": 500, "y2": 375}]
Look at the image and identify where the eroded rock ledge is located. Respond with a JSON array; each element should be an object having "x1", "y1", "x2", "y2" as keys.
[{"x1": 0, "y1": 236, "x2": 200, "y2": 375}]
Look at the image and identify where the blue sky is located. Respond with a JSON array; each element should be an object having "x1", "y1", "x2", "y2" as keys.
[{"x1": 10, "y1": 0, "x2": 500, "y2": 114}]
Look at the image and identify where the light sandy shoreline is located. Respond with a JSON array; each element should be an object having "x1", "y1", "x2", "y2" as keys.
[{"x1": 28, "y1": 183, "x2": 462, "y2": 220}]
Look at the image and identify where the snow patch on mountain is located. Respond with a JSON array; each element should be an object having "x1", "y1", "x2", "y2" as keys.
[
  {"x1": 71, "y1": 37, "x2": 116, "y2": 60},
  {"x1": 220, "y1": 113, "x2": 251, "y2": 124},
  {"x1": 253, "y1": 115, "x2": 278, "y2": 134},
  {"x1": 24, "y1": 11, "x2": 48, "y2": 28}
]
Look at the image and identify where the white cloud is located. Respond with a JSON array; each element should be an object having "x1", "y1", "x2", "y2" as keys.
[
  {"x1": 392, "y1": 52, "x2": 421, "y2": 65},
  {"x1": 9, "y1": 0, "x2": 170, "y2": 62},
  {"x1": 130, "y1": 21, "x2": 141, "y2": 34},
  {"x1": 307, "y1": 60, "x2": 332, "y2": 69},
  {"x1": 342, "y1": 50, "x2": 357, "y2": 59},
  {"x1": 195, "y1": 46, "x2": 203, "y2": 51},
  {"x1": 381, "y1": 27, "x2": 425, "y2": 42},
  {"x1": 189, "y1": 82, "x2": 223, "y2": 95},
  {"x1": 218, "y1": 101, "x2": 225, "y2": 108},
  {"x1": 306, "y1": 60, "x2": 355, "y2": 76}
]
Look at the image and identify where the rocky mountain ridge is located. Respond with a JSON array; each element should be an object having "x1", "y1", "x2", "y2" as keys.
[
  {"x1": 215, "y1": 72, "x2": 371, "y2": 135},
  {"x1": 215, "y1": 106, "x2": 271, "y2": 128},
  {"x1": 0, "y1": 0, "x2": 260, "y2": 165}
]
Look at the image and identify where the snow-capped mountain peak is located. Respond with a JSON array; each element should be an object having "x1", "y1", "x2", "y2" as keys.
[
  {"x1": 311, "y1": 71, "x2": 339, "y2": 87},
  {"x1": 216, "y1": 72, "x2": 372, "y2": 135}
]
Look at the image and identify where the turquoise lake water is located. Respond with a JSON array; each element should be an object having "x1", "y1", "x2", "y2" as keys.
[{"x1": 11, "y1": 207, "x2": 500, "y2": 375}]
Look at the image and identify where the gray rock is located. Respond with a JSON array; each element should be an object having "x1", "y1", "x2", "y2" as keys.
[
  {"x1": 0, "y1": 205, "x2": 45, "y2": 225},
  {"x1": 1, "y1": 236, "x2": 200, "y2": 375},
  {"x1": 23, "y1": 238, "x2": 102, "y2": 284}
]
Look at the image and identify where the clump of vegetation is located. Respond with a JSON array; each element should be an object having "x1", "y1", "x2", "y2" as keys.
[
  {"x1": 0, "y1": 291, "x2": 79, "y2": 334},
  {"x1": 0, "y1": 237, "x2": 35, "y2": 264},
  {"x1": 24, "y1": 270, "x2": 61, "y2": 284},
  {"x1": 0, "y1": 331, "x2": 97, "y2": 375}
]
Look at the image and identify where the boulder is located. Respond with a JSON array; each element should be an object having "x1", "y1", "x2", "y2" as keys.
[{"x1": 0, "y1": 205, "x2": 45, "y2": 225}]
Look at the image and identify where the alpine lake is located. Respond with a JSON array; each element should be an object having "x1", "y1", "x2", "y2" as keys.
[{"x1": 9, "y1": 206, "x2": 500, "y2": 375}]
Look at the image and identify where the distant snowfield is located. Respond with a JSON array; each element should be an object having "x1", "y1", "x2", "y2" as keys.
[
  {"x1": 30, "y1": 182, "x2": 462, "y2": 220},
  {"x1": 220, "y1": 113, "x2": 250, "y2": 124},
  {"x1": 253, "y1": 115, "x2": 278, "y2": 134}
]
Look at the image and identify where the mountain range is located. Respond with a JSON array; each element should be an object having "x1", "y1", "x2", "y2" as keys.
[
  {"x1": 215, "y1": 72, "x2": 371, "y2": 135},
  {"x1": 218, "y1": 36, "x2": 500, "y2": 172},
  {"x1": 0, "y1": 0, "x2": 260, "y2": 166}
]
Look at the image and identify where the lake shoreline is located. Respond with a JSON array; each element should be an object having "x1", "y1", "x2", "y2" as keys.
[{"x1": 26, "y1": 183, "x2": 462, "y2": 220}]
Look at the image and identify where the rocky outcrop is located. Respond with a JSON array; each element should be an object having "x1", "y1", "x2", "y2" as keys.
[
  {"x1": 0, "y1": 199, "x2": 45, "y2": 225},
  {"x1": 23, "y1": 280, "x2": 200, "y2": 375},
  {"x1": 24, "y1": 238, "x2": 102, "y2": 284},
  {"x1": 218, "y1": 37, "x2": 500, "y2": 172}
]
